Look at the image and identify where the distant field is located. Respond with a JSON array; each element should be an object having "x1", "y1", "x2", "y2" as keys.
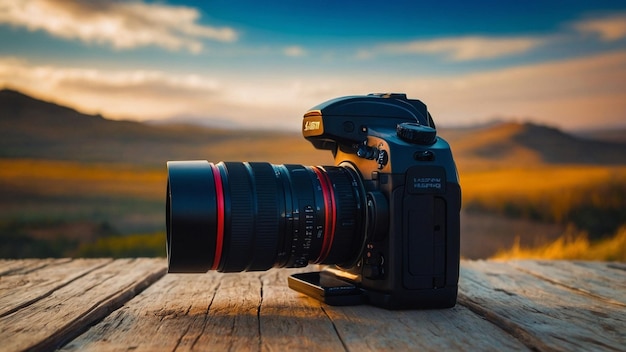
[
  {"x1": 462, "y1": 165, "x2": 626, "y2": 261},
  {"x1": 462, "y1": 165, "x2": 626, "y2": 238},
  {"x1": 1, "y1": 158, "x2": 624, "y2": 259},
  {"x1": 462, "y1": 165, "x2": 626, "y2": 198},
  {"x1": 0, "y1": 159, "x2": 164, "y2": 231},
  {"x1": 0, "y1": 159, "x2": 164, "y2": 200},
  {"x1": 0, "y1": 159, "x2": 165, "y2": 257}
]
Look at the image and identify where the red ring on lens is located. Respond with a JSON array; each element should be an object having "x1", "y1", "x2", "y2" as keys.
[
  {"x1": 313, "y1": 167, "x2": 336, "y2": 263},
  {"x1": 210, "y1": 163, "x2": 225, "y2": 270}
]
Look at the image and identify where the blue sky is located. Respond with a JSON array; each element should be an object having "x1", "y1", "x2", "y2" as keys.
[{"x1": 1, "y1": 0, "x2": 625, "y2": 131}]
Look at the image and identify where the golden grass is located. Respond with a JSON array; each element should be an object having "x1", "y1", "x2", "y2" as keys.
[
  {"x1": 0, "y1": 158, "x2": 165, "y2": 200},
  {"x1": 464, "y1": 164, "x2": 626, "y2": 260},
  {"x1": 492, "y1": 226, "x2": 626, "y2": 261},
  {"x1": 74, "y1": 232, "x2": 165, "y2": 257},
  {"x1": 461, "y1": 165, "x2": 626, "y2": 223},
  {"x1": 461, "y1": 165, "x2": 626, "y2": 198}
]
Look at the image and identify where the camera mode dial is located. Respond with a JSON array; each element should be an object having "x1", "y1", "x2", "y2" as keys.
[{"x1": 397, "y1": 122, "x2": 437, "y2": 145}]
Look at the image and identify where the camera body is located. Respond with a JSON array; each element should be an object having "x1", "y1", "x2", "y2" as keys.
[
  {"x1": 295, "y1": 93, "x2": 461, "y2": 309},
  {"x1": 165, "y1": 93, "x2": 461, "y2": 310}
]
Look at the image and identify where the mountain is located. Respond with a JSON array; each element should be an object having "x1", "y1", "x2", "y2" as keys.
[
  {"x1": 0, "y1": 89, "x2": 331, "y2": 166},
  {"x1": 439, "y1": 122, "x2": 626, "y2": 169},
  {"x1": 1, "y1": 88, "x2": 625, "y2": 168},
  {"x1": 575, "y1": 128, "x2": 626, "y2": 144}
]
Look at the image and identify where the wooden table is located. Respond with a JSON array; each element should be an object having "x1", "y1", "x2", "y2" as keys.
[{"x1": 1, "y1": 259, "x2": 624, "y2": 351}]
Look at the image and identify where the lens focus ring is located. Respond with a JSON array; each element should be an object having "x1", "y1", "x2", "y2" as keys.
[{"x1": 247, "y1": 162, "x2": 281, "y2": 271}]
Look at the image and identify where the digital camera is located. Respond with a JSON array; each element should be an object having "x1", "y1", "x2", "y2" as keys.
[{"x1": 166, "y1": 93, "x2": 461, "y2": 309}]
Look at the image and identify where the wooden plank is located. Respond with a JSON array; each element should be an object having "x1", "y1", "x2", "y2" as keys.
[
  {"x1": 507, "y1": 260, "x2": 626, "y2": 306},
  {"x1": 0, "y1": 258, "x2": 166, "y2": 352},
  {"x1": 459, "y1": 260, "x2": 626, "y2": 352},
  {"x1": 321, "y1": 301, "x2": 531, "y2": 351},
  {"x1": 61, "y1": 271, "x2": 221, "y2": 351},
  {"x1": 176, "y1": 272, "x2": 264, "y2": 351},
  {"x1": 65, "y1": 267, "x2": 531, "y2": 351},
  {"x1": 0, "y1": 258, "x2": 112, "y2": 318},
  {"x1": 61, "y1": 268, "x2": 347, "y2": 351},
  {"x1": 0, "y1": 258, "x2": 72, "y2": 276},
  {"x1": 5, "y1": 259, "x2": 623, "y2": 351},
  {"x1": 258, "y1": 269, "x2": 349, "y2": 351}
]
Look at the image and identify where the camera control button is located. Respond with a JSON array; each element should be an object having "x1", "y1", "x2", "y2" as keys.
[
  {"x1": 397, "y1": 122, "x2": 437, "y2": 145},
  {"x1": 414, "y1": 150, "x2": 435, "y2": 161},
  {"x1": 376, "y1": 149, "x2": 388, "y2": 169}
]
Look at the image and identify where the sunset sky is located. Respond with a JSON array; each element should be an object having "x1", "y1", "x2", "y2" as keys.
[{"x1": 1, "y1": 0, "x2": 625, "y2": 131}]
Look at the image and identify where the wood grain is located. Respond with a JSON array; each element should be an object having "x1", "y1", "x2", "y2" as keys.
[
  {"x1": 0, "y1": 258, "x2": 166, "y2": 352},
  {"x1": 508, "y1": 260, "x2": 626, "y2": 306},
  {"x1": 0, "y1": 258, "x2": 73, "y2": 276},
  {"x1": 459, "y1": 260, "x2": 626, "y2": 351},
  {"x1": 1, "y1": 259, "x2": 624, "y2": 351},
  {"x1": 0, "y1": 258, "x2": 112, "y2": 318},
  {"x1": 65, "y1": 267, "x2": 530, "y2": 351}
]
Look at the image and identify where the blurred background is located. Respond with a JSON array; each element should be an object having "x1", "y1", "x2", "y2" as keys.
[{"x1": 0, "y1": 0, "x2": 625, "y2": 260}]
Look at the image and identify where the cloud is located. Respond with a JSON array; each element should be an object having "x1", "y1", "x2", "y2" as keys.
[
  {"x1": 273, "y1": 51, "x2": 626, "y2": 130},
  {"x1": 283, "y1": 46, "x2": 307, "y2": 57},
  {"x1": 359, "y1": 36, "x2": 545, "y2": 61},
  {"x1": 358, "y1": 12, "x2": 626, "y2": 62},
  {"x1": 2, "y1": 50, "x2": 626, "y2": 131},
  {"x1": 0, "y1": 57, "x2": 224, "y2": 118},
  {"x1": 394, "y1": 50, "x2": 626, "y2": 129},
  {"x1": 0, "y1": 57, "x2": 316, "y2": 128},
  {"x1": 0, "y1": 0, "x2": 237, "y2": 52},
  {"x1": 573, "y1": 13, "x2": 626, "y2": 41}
]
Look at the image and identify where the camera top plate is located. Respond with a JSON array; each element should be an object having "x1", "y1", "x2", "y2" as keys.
[
  {"x1": 302, "y1": 93, "x2": 432, "y2": 152},
  {"x1": 307, "y1": 93, "x2": 429, "y2": 123}
]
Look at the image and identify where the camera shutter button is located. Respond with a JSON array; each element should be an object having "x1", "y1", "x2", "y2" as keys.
[{"x1": 397, "y1": 122, "x2": 437, "y2": 145}]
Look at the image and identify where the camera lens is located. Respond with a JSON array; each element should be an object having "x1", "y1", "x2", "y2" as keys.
[{"x1": 166, "y1": 161, "x2": 366, "y2": 273}]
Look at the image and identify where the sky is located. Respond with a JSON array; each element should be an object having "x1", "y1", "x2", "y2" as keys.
[{"x1": 1, "y1": 0, "x2": 625, "y2": 131}]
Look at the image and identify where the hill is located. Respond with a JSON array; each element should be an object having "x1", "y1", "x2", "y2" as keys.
[
  {"x1": 439, "y1": 122, "x2": 626, "y2": 170},
  {"x1": 575, "y1": 128, "x2": 626, "y2": 144},
  {"x1": 0, "y1": 89, "x2": 332, "y2": 166},
  {"x1": 2, "y1": 88, "x2": 625, "y2": 169}
]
